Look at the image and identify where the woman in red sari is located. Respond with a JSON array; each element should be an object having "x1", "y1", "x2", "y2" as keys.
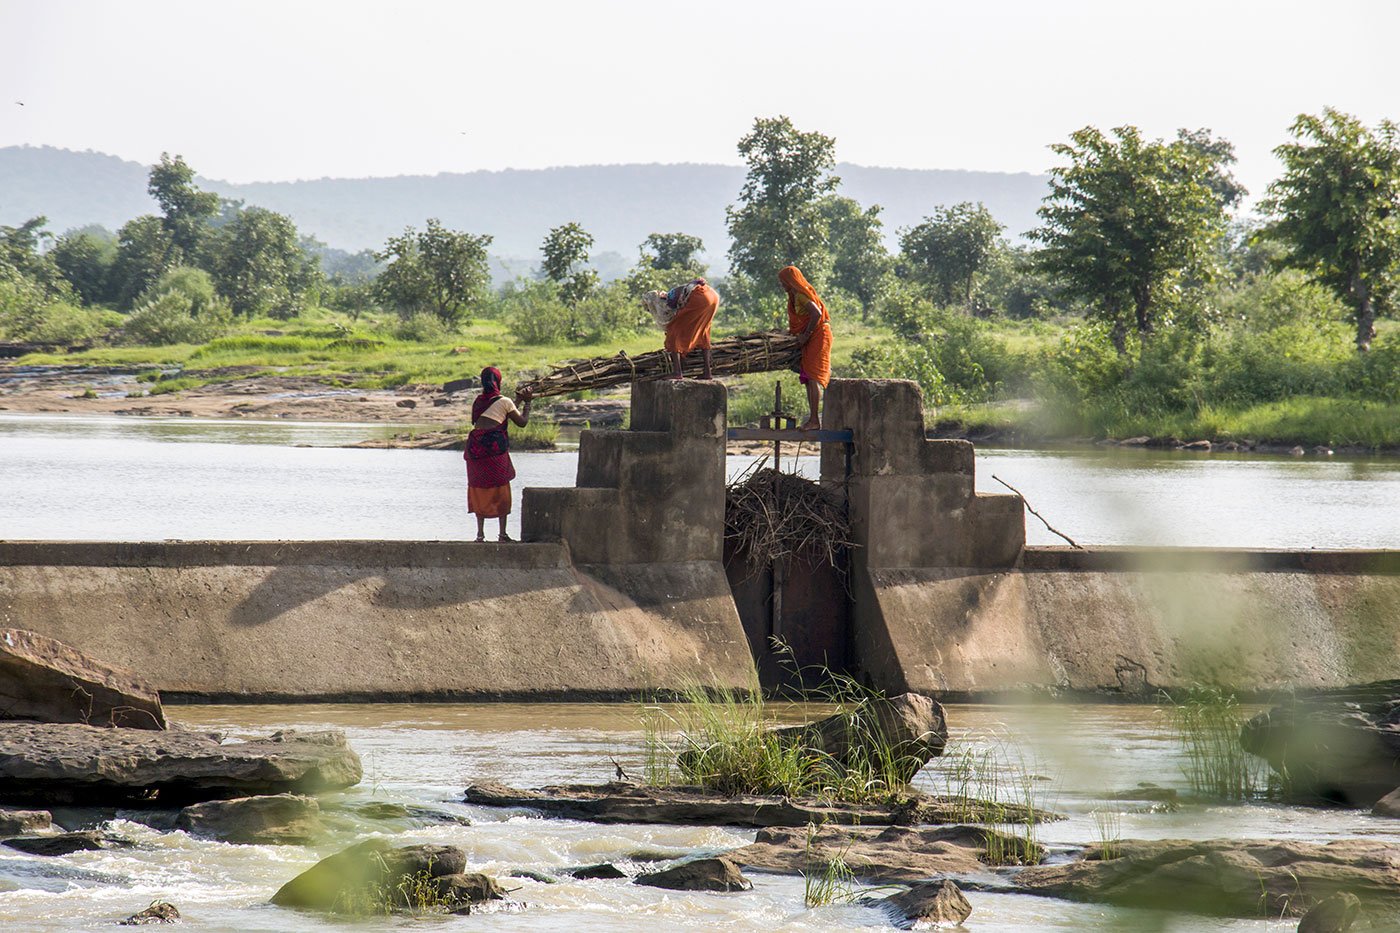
[
  {"x1": 778, "y1": 265, "x2": 833, "y2": 430},
  {"x1": 465, "y1": 367, "x2": 532, "y2": 542}
]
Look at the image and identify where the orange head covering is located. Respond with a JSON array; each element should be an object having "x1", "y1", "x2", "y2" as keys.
[{"x1": 779, "y1": 265, "x2": 828, "y2": 332}]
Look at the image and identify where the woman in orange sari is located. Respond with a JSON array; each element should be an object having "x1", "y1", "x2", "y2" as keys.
[
  {"x1": 662, "y1": 278, "x2": 720, "y2": 379},
  {"x1": 778, "y1": 265, "x2": 832, "y2": 430},
  {"x1": 465, "y1": 366, "x2": 532, "y2": 542}
]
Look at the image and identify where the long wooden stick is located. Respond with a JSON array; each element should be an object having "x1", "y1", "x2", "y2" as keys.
[
  {"x1": 518, "y1": 331, "x2": 802, "y2": 399},
  {"x1": 992, "y1": 474, "x2": 1083, "y2": 549}
]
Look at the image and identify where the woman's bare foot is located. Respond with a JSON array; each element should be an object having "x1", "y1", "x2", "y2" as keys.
[
  {"x1": 800, "y1": 418, "x2": 821, "y2": 431},
  {"x1": 474, "y1": 534, "x2": 486, "y2": 542},
  {"x1": 498, "y1": 533, "x2": 514, "y2": 542}
]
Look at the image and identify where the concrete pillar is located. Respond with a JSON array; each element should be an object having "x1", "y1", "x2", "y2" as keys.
[
  {"x1": 821, "y1": 379, "x2": 1024, "y2": 569},
  {"x1": 522, "y1": 380, "x2": 727, "y2": 564},
  {"x1": 819, "y1": 378, "x2": 1026, "y2": 693}
]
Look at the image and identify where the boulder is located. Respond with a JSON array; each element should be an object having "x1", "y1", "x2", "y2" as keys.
[
  {"x1": 118, "y1": 901, "x2": 181, "y2": 925},
  {"x1": 878, "y1": 879, "x2": 973, "y2": 928},
  {"x1": 433, "y1": 872, "x2": 506, "y2": 906},
  {"x1": 175, "y1": 794, "x2": 325, "y2": 844},
  {"x1": 0, "y1": 628, "x2": 164, "y2": 729},
  {"x1": 1013, "y1": 838, "x2": 1400, "y2": 918},
  {"x1": 570, "y1": 863, "x2": 627, "y2": 880},
  {"x1": 1373, "y1": 787, "x2": 1400, "y2": 818},
  {"x1": 681, "y1": 694, "x2": 946, "y2": 786},
  {"x1": 271, "y1": 839, "x2": 467, "y2": 912},
  {"x1": 1298, "y1": 891, "x2": 1361, "y2": 933},
  {"x1": 0, "y1": 808, "x2": 51, "y2": 836},
  {"x1": 3, "y1": 830, "x2": 113, "y2": 855},
  {"x1": 732, "y1": 823, "x2": 1039, "y2": 882},
  {"x1": 0, "y1": 723, "x2": 361, "y2": 806},
  {"x1": 1241, "y1": 691, "x2": 1400, "y2": 805},
  {"x1": 634, "y1": 856, "x2": 751, "y2": 892},
  {"x1": 462, "y1": 780, "x2": 1050, "y2": 829}
]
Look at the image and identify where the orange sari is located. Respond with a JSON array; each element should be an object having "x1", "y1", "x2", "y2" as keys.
[
  {"x1": 664, "y1": 282, "x2": 719, "y2": 354},
  {"x1": 779, "y1": 266, "x2": 832, "y2": 388}
]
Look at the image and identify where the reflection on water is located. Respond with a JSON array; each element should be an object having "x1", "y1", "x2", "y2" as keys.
[
  {"x1": 1, "y1": 413, "x2": 1396, "y2": 547},
  {"x1": 0, "y1": 701, "x2": 1352, "y2": 931}
]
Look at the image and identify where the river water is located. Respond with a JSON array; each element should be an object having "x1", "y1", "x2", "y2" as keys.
[
  {"x1": 2, "y1": 701, "x2": 1389, "y2": 933},
  {"x1": 1, "y1": 413, "x2": 1397, "y2": 547},
  {"x1": 1, "y1": 413, "x2": 1398, "y2": 930}
]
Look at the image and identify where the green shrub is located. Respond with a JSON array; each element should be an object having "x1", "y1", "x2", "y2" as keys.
[
  {"x1": 392, "y1": 312, "x2": 453, "y2": 343},
  {"x1": 124, "y1": 267, "x2": 232, "y2": 346}
]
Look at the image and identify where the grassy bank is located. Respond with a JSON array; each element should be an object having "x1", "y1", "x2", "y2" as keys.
[
  {"x1": 941, "y1": 396, "x2": 1400, "y2": 450},
  {"x1": 10, "y1": 304, "x2": 1398, "y2": 452}
]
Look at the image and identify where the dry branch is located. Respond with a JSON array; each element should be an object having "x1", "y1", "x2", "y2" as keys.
[
  {"x1": 992, "y1": 474, "x2": 1082, "y2": 549},
  {"x1": 518, "y1": 331, "x2": 802, "y2": 399}
]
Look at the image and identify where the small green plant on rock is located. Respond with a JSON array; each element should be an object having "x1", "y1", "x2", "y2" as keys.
[
  {"x1": 1091, "y1": 808, "x2": 1123, "y2": 860},
  {"x1": 801, "y1": 822, "x2": 859, "y2": 908}
]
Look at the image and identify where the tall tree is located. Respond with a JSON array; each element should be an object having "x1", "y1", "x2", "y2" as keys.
[
  {"x1": 1177, "y1": 128, "x2": 1248, "y2": 209},
  {"x1": 898, "y1": 202, "x2": 1003, "y2": 307},
  {"x1": 641, "y1": 233, "x2": 706, "y2": 273},
  {"x1": 1030, "y1": 125, "x2": 1230, "y2": 349},
  {"x1": 820, "y1": 196, "x2": 891, "y2": 316},
  {"x1": 726, "y1": 115, "x2": 839, "y2": 288},
  {"x1": 1262, "y1": 109, "x2": 1400, "y2": 352},
  {"x1": 374, "y1": 219, "x2": 493, "y2": 324},
  {"x1": 147, "y1": 153, "x2": 218, "y2": 262},
  {"x1": 210, "y1": 207, "x2": 321, "y2": 318},
  {"x1": 50, "y1": 228, "x2": 117, "y2": 306},
  {"x1": 110, "y1": 216, "x2": 175, "y2": 309},
  {"x1": 541, "y1": 222, "x2": 598, "y2": 307}
]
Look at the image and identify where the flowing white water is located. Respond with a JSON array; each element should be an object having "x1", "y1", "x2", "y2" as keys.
[{"x1": 0, "y1": 702, "x2": 1375, "y2": 932}]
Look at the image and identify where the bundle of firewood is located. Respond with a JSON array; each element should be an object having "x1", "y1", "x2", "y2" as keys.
[
  {"x1": 517, "y1": 332, "x2": 802, "y2": 399},
  {"x1": 725, "y1": 465, "x2": 854, "y2": 570}
]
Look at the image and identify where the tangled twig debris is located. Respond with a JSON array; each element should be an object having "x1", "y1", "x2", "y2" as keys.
[{"x1": 724, "y1": 463, "x2": 855, "y2": 572}]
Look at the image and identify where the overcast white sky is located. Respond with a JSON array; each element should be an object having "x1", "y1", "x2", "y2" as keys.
[{"x1": 2, "y1": 0, "x2": 1397, "y2": 197}]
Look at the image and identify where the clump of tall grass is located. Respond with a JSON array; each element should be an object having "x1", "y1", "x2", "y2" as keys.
[
  {"x1": 639, "y1": 661, "x2": 927, "y2": 804},
  {"x1": 1164, "y1": 687, "x2": 1266, "y2": 800}
]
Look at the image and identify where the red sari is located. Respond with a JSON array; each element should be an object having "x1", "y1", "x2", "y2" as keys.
[{"x1": 465, "y1": 391, "x2": 516, "y2": 517}]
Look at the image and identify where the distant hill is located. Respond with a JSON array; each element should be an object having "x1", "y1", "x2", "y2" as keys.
[{"x1": 0, "y1": 146, "x2": 1050, "y2": 269}]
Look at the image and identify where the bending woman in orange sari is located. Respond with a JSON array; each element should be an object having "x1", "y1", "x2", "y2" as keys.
[
  {"x1": 465, "y1": 366, "x2": 532, "y2": 542},
  {"x1": 662, "y1": 278, "x2": 720, "y2": 379},
  {"x1": 779, "y1": 265, "x2": 832, "y2": 430}
]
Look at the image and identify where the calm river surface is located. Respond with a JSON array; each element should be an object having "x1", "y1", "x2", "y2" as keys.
[
  {"x1": 0, "y1": 701, "x2": 1386, "y2": 933},
  {"x1": 1, "y1": 412, "x2": 1397, "y2": 547}
]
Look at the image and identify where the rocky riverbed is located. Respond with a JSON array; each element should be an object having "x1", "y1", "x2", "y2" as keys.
[{"x1": 5, "y1": 634, "x2": 1400, "y2": 931}]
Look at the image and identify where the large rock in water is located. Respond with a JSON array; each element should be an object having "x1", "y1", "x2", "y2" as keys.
[
  {"x1": 0, "y1": 628, "x2": 164, "y2": 729},
  {"x1": 1014, "y1": 837, "x2": 1400, "y2": 918},
  {"x1": 271, "y1": 839, "x2": 481, "y2": 913},
  {"x1": 175, "y1": 794, "x2": 326, "y2": 844},
  {"x1": 679, "y1": 693, "x2": 947, "y2": 786},
  {"x1": 1241, "y1": 687, "x2": 1400, "y2": 805},
  {"x1": 877, "y1": 879, "x2": 973, "y2": 928},
  {"x1": 0, "y1": 723, "x2": 361, "y2": 805},
  {"x1": 634, "y1": 856, "x2": 751, "y2": 892}
]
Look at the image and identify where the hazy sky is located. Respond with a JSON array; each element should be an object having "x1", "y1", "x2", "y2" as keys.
[{"x1": 2, "y1": 0, "x2": 1397, "y2": 199}]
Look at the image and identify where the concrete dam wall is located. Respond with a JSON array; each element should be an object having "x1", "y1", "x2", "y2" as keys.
[
  {"x1": 2, "y1": 379, "x2": 1397, "y2": 701},
  {"x1": 0, "y1": 541, "x2": 754, "y2": 701}
]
